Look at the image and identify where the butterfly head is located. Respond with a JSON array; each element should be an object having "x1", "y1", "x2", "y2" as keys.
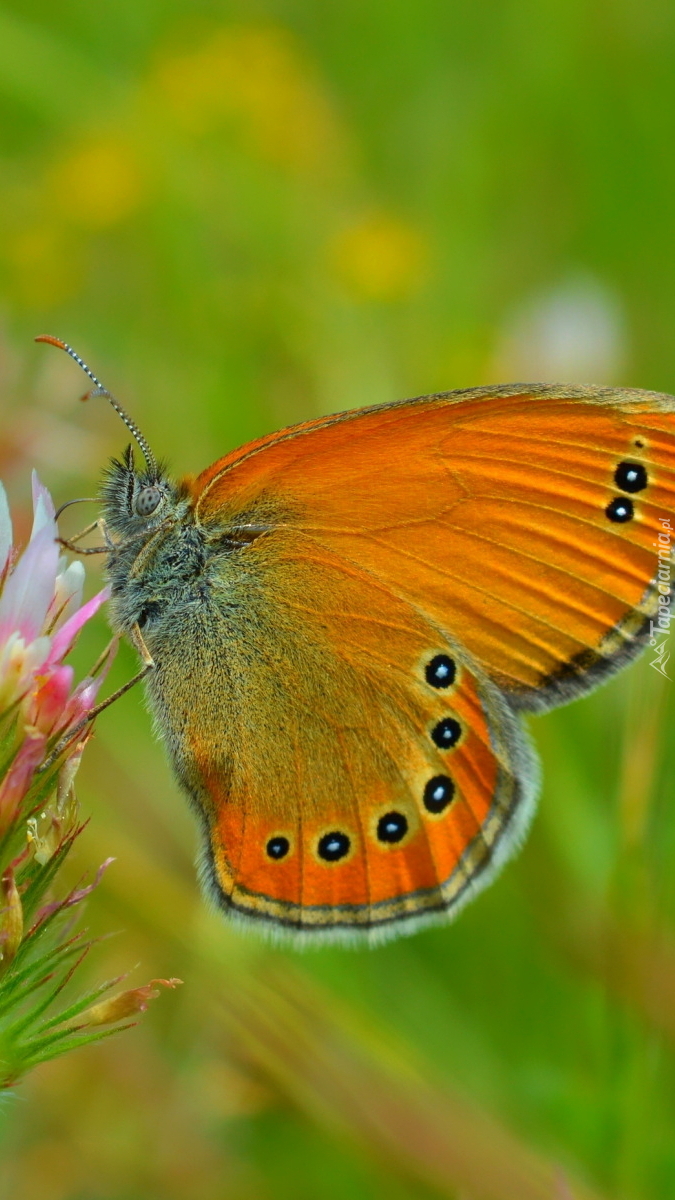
[{"x1": 100, "y1": 444, "x2": 182, "y2": 542}]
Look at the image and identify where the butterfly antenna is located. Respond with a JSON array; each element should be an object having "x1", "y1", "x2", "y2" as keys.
[
  {"x1": 35, "y1": 335, "x2": 158, "y2": 478},
  {"x1": 54, "y1": 496, "x2": 98, "y2": 521}
]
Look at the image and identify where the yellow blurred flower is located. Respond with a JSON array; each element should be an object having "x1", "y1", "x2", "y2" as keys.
[
  {"x1": 49, "y1": 139, "x2": 145, "y2": 229},
  {"x1": 329, "y1": 214, "x2": 429, "y2": 302},
  {"x1": 153, "y1": 25, "x2": 342, "y2": 173},
  {"x1": 6, "y1": 226, "x2": 81, "y2": 308}
]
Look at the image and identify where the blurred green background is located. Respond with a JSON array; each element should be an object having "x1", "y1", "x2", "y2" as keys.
[{"x1": 1, "y1": 2, "x2": 675, "y2": 1197}]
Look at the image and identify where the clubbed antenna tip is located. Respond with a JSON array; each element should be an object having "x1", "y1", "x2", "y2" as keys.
[{"x1": 35, "y1": 335, "x2": 158, "y2": 479}]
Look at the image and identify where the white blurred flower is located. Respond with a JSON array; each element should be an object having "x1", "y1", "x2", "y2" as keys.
[
  {"x1": 0, "y1": 473, "x2": 111, "y2": 832},
  {"x1": 492, "y1": 274, "x2": 628, "y2": 383}
]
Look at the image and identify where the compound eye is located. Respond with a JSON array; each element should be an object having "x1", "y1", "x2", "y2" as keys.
[{"x1": 134, "y1": 486, "x2": 163, "y2": 517}]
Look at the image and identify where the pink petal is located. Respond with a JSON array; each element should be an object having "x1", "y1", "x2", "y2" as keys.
[
  {"x1": 0, "y1": 526, "x2": 59, "y2": 643},
  {"x1": 30, "y1": 472, "x2": 56, "y2": 540},
  {"x1": 62, "y1": 676, "x2": 102, "y2": 728},
  {"x1": 0, "y1": 731, "x2": 47, "y2": 834},
  {"x1": 28, "y1": 665, "x2": 75, "y2": 734},
  {"x1": 48, "y1": 560, "x2": 85, "y2": 628},
  {"x1": 46, "y1": 586, "x2": 111, "y2": 666},
  {"x1": 0, "y1": 482, "x2": 12, "y2": 575}
]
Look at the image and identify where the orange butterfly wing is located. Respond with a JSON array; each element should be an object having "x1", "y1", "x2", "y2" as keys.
[
  {"x1": 151, "y1": 383, "x2": 675, "y2": 940},
  {"x1": 180, "y1": 534, "x2": 536, "y2": 939},
  {"x1": 191, "y1": 384, "x2": 675, "y2": 708}
]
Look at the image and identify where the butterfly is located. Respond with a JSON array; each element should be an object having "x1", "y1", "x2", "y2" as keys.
[{"x1": 37, "y1": 336, "x2": 675, "y2": 944}]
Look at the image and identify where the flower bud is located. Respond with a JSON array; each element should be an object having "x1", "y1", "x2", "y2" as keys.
[
  {"x1": 81, "y1": 977, "x2": 182, "y2": 1026},
  {"x1": 0, "y1": 868, "x2": 23, "y2": 969}
]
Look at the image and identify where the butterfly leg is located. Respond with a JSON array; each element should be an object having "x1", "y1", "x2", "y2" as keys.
[
  {"x1": 83, "y1": 622, "x2": 155, "y2": 720},
  {"x1": 57, "y1": 517, "x2": 114, "y2": 557},
  {"x1": 127, "y1": 621, "x2": 155, "y2": 668}
]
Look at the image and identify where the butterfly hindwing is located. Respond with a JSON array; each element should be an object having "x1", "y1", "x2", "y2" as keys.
[{"x1": 150, "y1": 531, "x2": 537, "y2": 941}]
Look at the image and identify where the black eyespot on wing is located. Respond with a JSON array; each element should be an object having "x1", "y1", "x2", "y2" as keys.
[
  {"x1": 615, "y1": 462, "x2": 647, "y2": 493},
  {"x1": 266, "y1": 836, "x2": 290, "y2": 860},
  {"x1": 317, "y1": 831, "x2": 350, "y2": 862},
  {"x1": 431, "y1": 717, "x2": 462, "y2": 748},
  {"x1": 425, "y1": 654, "x2": 456, "y2": 689},
  {"x1": 423, "y1": 775, "x2": 455, "y2": 813},
  {"x1": 376, "y1": 811, "x2": 408, "y2": 843},
  {"x1": 606, "y1": 497, "x2": 634, "y2": 523}
]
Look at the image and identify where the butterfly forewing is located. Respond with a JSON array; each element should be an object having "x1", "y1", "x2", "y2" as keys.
[{"x1": 191, "y1": 384, "x2": 675, "y2": 709}]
